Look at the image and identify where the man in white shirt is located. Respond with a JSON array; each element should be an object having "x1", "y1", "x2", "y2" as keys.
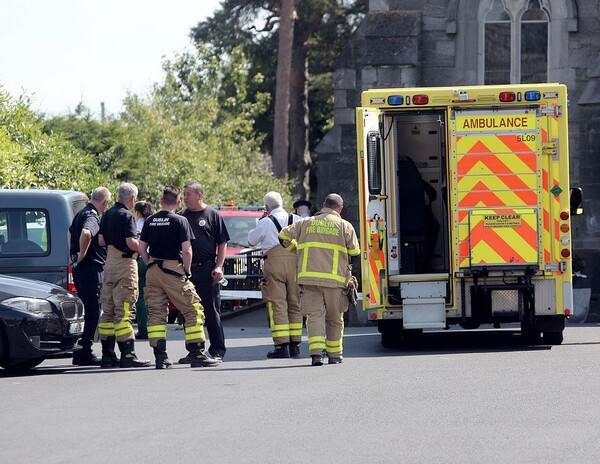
[{"x1": 248, "y1": 191, "x2": 303, "y2": 358}]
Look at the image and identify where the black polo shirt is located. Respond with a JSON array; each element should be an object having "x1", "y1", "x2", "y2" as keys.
[
  {"x1": 140, "y1": 210, "x2": 194, "y2": 261},
  {"x1": 68, "y1": 203, "x2": 106, "y2": 266},
  {"x1": 99, "y1": 202, "x2": 137, "y2": 256},
  {"x1": 180, "y1": 207, "x2": 230, "y2": 263}
]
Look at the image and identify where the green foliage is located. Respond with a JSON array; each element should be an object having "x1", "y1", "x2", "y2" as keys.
[
  {"x1": 191, "y1": 0, "x2": 368, "y2": 151},
  {"x1": 0, "y1": 87, "x2": 104, "y2": 193},
  {"x1": 116, "y1": 45, "x2": 293, "y2": 206}
]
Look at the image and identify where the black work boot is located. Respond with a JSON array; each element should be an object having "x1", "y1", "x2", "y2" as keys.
[
  {"x1": 267, "y1": 344, "x2": 290, "y2": 359},
  {"x1": 73, "y1": 340, "x2": 101, "y2": 366},
  {"x1": 311, "y1": 354, "x2": 324, "y2": 366},
  {"x1": 100, "y1": 336, "x2": 120, "y2": 368},
  {"x1": 118, "y1": 340, "x2": 150, "y2": 368},
  {"x1": 178, "y1": 342, "x2": 205, "y2": 364},
  {"x1": 153, "y1": 339, "x2": 172, "y2": 369},
  {"x1": 178, "y1": 353, "x2": 192, "y2": 364},
  {"x1": 186, "y1": 343, "x2": 219, "y2": 368},
  {"x1": 289, "y1": 342, "x2": 301, "y2": 358},
  {"x1": 328, "y1": 355, "x2": 343, "y2": 365}
]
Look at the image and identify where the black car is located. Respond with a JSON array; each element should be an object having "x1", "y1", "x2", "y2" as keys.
[{"x1": 0, "y1": 274, "x2": 85, "y2": 370}]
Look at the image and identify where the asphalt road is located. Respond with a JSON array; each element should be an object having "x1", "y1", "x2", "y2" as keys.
[{"x1": 1, "y1": 312, "x2": 600, "y2": 464}]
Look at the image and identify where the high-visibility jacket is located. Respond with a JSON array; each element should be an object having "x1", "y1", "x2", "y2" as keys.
[{"x1": 279, "y1": 207, "x2": 360, "y2": 288}]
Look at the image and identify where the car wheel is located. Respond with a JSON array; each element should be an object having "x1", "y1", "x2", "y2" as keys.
[
  {"x1": 5, "y1": 358, "x2": 45, "y2": 371},
  {"x1": 542, "y1": 331, "x2": 563, "y2": 345},
  {"x1": 0, "y1": 328, "x2": 8, "y2": 368}
]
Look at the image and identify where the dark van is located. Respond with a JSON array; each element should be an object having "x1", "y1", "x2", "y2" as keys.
[{"x1": 0, "y1": 190, "x2": 88, "y2": 289}]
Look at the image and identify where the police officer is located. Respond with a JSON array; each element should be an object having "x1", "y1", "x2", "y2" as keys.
[
  {"x1": 279, "y1": 194, "x2": 360, "y2": 366},
  {"x1": 248, "y1": 191, "x2": 303, "y2": 358},
  {"x1": 293, "y1": 199, "x2": 312, "y2": 217},
  {"x1": 97, "y1": 183, "x2": 150, "y2": 368},
  {"x1": 68, "y1": 187, "x2": 111, "y2": 366},
  {"x1": 138, "y1": 185, "x2": 218, "y2": 369},
  {"x1": 178, "y1": 181, "x2": 229, "y2": 363}
]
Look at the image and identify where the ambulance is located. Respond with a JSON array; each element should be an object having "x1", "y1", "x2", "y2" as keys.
[{"x1": 356, "y1": 83, "x2": 583, "y2": 347}]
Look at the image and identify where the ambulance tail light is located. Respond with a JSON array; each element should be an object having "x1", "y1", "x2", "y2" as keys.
[
  {"x1": 367, "y1": 131, "x2": 382, "y2": 195},
  {"x1": 525, "y1": 91, "x2": 541, "y2": 101},
  {"x1": 67, "y1": 263, "x2": 77, "y2": 293},
  {"x1": 413, "y1": 94, "x2": 429, "y2": 105},
  {"x1": 560, "y1": 211, "x2": 569, "y2": 220},
  {"x1": 561, "y1": 248, "x2": 571, "y2": 258},
  {"x1": 499, "y1": 92, "x2": 516, "y2": 102}
]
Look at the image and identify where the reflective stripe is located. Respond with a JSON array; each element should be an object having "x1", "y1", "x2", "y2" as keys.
[
  {"x1": 326, "y1": 314, "x2": 344, "y2": 354},
  {"x1": 308, "y1": 336, "x2": 326, "y2": 351},
  {"x1": 115, "y1": 301, "x2": 134, "y2": 336},
  {"x1": 148, "y1": 325, "x2": 167, "y2": 339},
  {"x1": 297, "y1": 241, "x2": 354, "y2": 283},
  {"x1": 185, "y1": 303, "x2": 205, "y2": 342},
  {"x1": 267, "y1": 302, "x2": 290, "y2": 338},
  {"x1": 98, "y1": 322, "x2": 115, "y2": 336},
  {"x1": 298, "y1": 270, "x2": 347, "y2": 283},
  {"x1": 279, "y1": 231, "x2": 294, "y2": 241},
  {"x1": 347, "y1": 247, "x2": 360, "y2": 256},
  {"x1": 289, "y1": 322, "x2": 303, "y2": 337},
  {"x1": 326, "y1": 339, "x2": 342, "y2": 350},
  {"x1": 297, "y1": 241, "x2": 352, "y2": 254}
]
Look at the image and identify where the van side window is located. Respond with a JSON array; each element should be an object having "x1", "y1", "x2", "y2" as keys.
[{"x1": 0, "y1": 209, "x2": 49, "y2": 255}]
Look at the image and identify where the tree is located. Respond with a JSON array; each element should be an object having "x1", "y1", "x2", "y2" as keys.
[
  {"x1": 273, "y1": 0, "x2": 295, "y2": 179},
  {"x1": 191, "y1": 0, "x2": 367, "y2": 200},
  {"x1": 115, "y1": 45, "x2": 294, "y2": 206},
  {"x1": 0, "y1": 87, "x2": 104, "y2": 193}
]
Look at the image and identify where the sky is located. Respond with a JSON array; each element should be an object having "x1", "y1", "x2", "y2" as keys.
[{"x1": 0, "y1": 0, "x2": 222, "y2": 117}]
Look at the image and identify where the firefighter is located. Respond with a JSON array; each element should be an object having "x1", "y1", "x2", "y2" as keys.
[
  {"x1": 138, "y1": 185, "x2": 218, "y2": 369},
  {"x1": 248, "y1": 191, "x2": 303, "y2": 358},
  {"x1": 279, "y1": 193, "x2": 360, "y2": 366},
  {"x1": 96, "y1": 183, "x2": 149, "y2": 368},
  {"x1": 68, "y1": 186, "x2": 111, "y2": 366}
]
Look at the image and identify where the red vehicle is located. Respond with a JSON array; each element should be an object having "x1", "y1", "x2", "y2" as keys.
[
  {"x1": 218, "y1": 205, "x2": 265, "y2": 255},
  {"x1": 218, "y1": 205, "x2": 265, "y2": 310},
  {"x1": 168, "y1": 205, "x2": 265, "y2": 320}
]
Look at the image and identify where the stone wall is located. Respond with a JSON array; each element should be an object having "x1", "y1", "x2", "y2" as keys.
[{"x1": 315, "y1": 0, "x2": 600, "y2": 320}]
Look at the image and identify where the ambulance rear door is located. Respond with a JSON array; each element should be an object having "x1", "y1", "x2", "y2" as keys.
[
  {"x1": 450, "y1": 107, "x2": 543, "y2": 272},
  {"x1": 356, "y1": 107, "x2": 387, "y2": 310}
]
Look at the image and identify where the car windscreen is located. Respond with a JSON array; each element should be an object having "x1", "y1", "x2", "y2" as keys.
[{"x1": 222, "y1": 216, "x2": 260, "y2": 248}]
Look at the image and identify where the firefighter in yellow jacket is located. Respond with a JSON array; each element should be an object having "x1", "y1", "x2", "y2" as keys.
[{"x1": 279, "y1": 193, "x2": 360, "y2": 366}]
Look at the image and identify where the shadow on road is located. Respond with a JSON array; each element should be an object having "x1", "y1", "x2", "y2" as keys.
[{"x1": 345, "y1": 329, "x2": 554, "y2": 358}]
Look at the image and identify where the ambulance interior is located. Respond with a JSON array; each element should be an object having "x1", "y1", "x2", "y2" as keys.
[{"x1": 390, "y1": 112, "x2": 449, "y2": 275}]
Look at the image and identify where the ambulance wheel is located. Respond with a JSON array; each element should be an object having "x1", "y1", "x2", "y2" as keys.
[
  {"x1": 379, "y1": 320, "x2": 403, "y2": 348},
  {"x1": 381, "y1": 330, "x2": 402, "y2": 348},
  {"x1": 542, "y1": 331, "x2": 563, "y2": 345},
  {"x1": 458, "y1": 320, "x2": 481, "y2": 330},
  {"x1": 402, "y1": 329, "x2": 423, "y2": 345}
]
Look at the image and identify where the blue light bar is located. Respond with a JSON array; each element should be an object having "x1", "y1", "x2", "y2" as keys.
[
  {"x1": 387, "y1": 95, "x2": 404, "y2": 105},
  {"x1": 524, "y1": 91, "x2": 541, "y2": 101}
]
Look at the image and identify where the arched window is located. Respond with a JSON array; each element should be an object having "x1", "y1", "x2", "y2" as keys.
[{"x1": 482, "y1": 0, "x2": 549, "y2": 84}]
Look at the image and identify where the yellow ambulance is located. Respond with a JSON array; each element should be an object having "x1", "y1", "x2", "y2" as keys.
[{"x1": 356, "y1": 83, "x2": 583, "y2": 347}]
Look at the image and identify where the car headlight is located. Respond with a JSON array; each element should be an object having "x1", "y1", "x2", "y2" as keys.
[{"x1": 3, "y1": 297, "x2": 54, "y2": 313}]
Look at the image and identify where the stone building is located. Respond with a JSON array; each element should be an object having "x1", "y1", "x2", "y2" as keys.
[{"x1": 316, "y1": 0, "x2": 600, "y2": 318}]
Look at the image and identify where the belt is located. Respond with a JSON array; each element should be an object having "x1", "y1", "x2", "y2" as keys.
[
  {"x1": 191, "y1": 259, "x2": 215, "y2": 267},
  {"x1": 108, "y1": 245, "x2": 136, "y2": 259},
  {"x1": 148, "y1": 259, "x2": 187, "y2": 279}
]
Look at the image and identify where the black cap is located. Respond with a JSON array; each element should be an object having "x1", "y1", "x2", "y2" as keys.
[{"x1": 293, "y1": 199, "x2": 312, "y2": 209}]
